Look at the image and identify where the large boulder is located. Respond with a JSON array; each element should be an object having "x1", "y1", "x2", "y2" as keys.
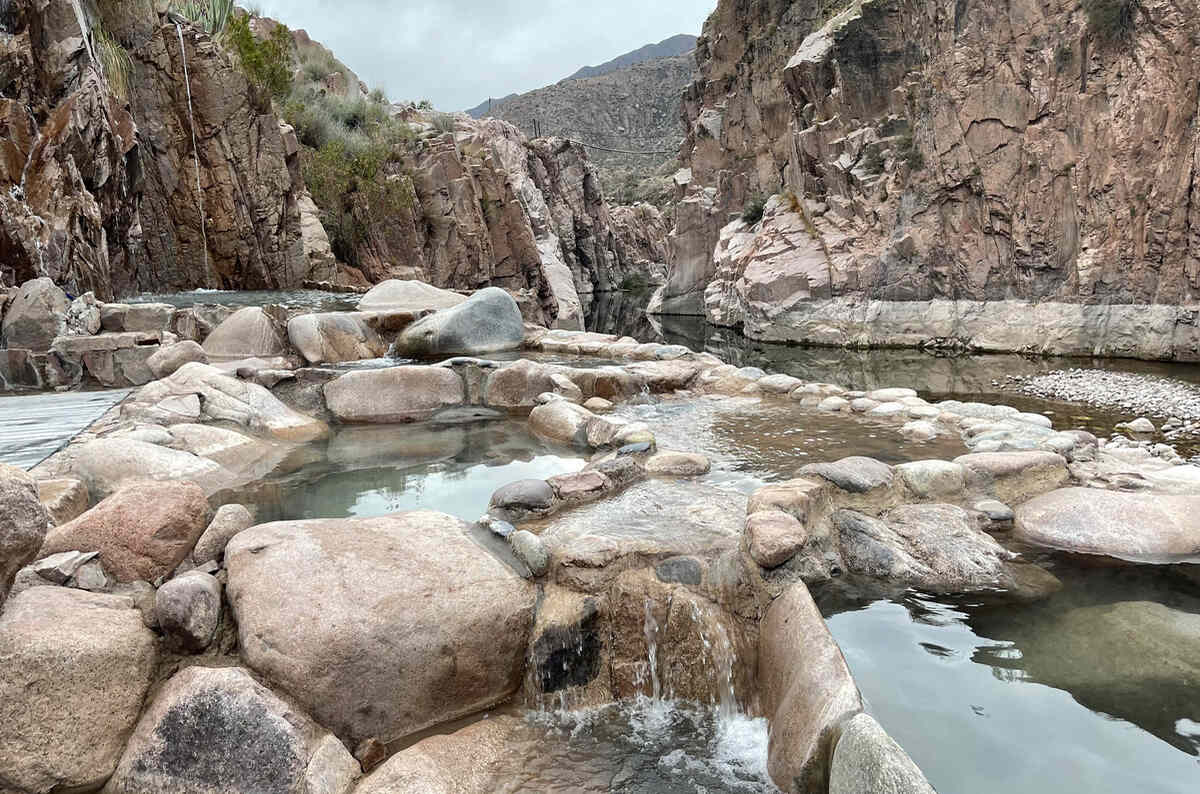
[
  {"x1": 40, "y1": 480, "x2": 210, "y2": 582},
  {"x1": 481, "y1": 359, "x2": 558, "y2": 410},
  {"x1": 287, "y1": 312, "x2": 387, "y2": 364},
  {"x1": 834, "y1": 505, "x2": 1060, "y2": 598},
  {"x1": 323, "y1": 366, "x2": 464, "y2": 423},
  {"x1": 800, "y1": 456, "x2": 894, "y2": 494},
  {"x1": 0, "y1": 588, "x2": 156, "y2": 794},
  {"x1": 0, "y1": 463, "x2": 49, "y2": 610},
  {"x1": 829, "y1": 713, "x2": 936, "y2": 794},
  {"x1": 528, "y1": 399, "x2": 594, "y2": 445},
  {"x1": 954, "y1": 451, "x2": 1068, "y2": 504},
  {"x1": 760, "y1": 582, "x2": 862, "y2": 793},
  {"x1": 105, "y1": 666, "x2": 359, "y2": 794},
  {"x1": 0, "y1": 278, "x2": 68, "y2": 351},
  {"x1": 225, "y1": 511, "x2": 537, "y2": 747},
  {"x1": 391, "y1": 287, "x2": 524, "y2": 357},
  {"x1": 202, "y1": 307, "x2": 288, "y2": 360},
  {"x1": 127, "y1": 363, "x2": 329, "y2": 441},
  {"x1": 357, "y1": 280, "x2": 467, "y2": 313},
  {"x1": 1014, "y1": 487, "x2": 1200, "y2": 559},
  {"x1": 354, "y1": 716, "x2": 521, "y2": 794},
  {"x1": 147, "y1": 340, "x2": 208, "y2": 378},
  {"x1": 66, "y1": 438, "x2": 227, "y2": 500}
]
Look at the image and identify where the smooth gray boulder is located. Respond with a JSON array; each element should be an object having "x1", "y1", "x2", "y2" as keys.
[
  {"x1": 0, "y1": 588, "x2": 157, "y2": 794},
  {"x1": 105, "y1": 666, "x2": 359, "y2": 794},
  {"x1": 1015, "y1": 487, "x2": 1200, "y2": 560},
  {"x1": 0, "y1": 463, "x2": 50, "y2": 610},
  {"x1": 225, "y1": 511, "x2": 537, "y2": 747},
  {"x1": 358, "y1": 279, "x2": 467, "y2": 313},
  {"x1": 801, "y1": 456, "x2": 894, "y2": 493},
  {"x1": 391, "y1": 287, "x2": 524, "y2": 357},
  {"x1": 830, "y1": 713, "x2": 936, "y2": 794},
  {"x1": 147, "y1": 340, "x2": 208, "y2": 378},
  {"x1": 324, "y1": 366, "x2": 465, "y2": 423},
  {"x1": 834, "y1": 505, "x2": 1060, "y2": 598},
  {"x1": 202, "y1": 306, "x2": 288, "y2": 359},
  {"x1": 954, "y1": 450, "x2": 1068, "y2": 504},
  {"x1": 489, "y1": 478, "x2": 556, "y2": 521},
  {"x1": 510, "y1": 530, "x2": 549, "y2": 576},
  {"x1": 156, "y1": 570, "x2": 222, "y2": 651},
  {"x1": 192, "y1": 503, "x2": 255, "y2": 564},
  {"x1": 67, "y1": 437, "x2": 227, "y2": 499},
  {"x1": 287, "y1": 312, "x2": 387, "y2": 364},
  {"x1": 0, "y1": 277, "x2": 67, "y2": 350}
]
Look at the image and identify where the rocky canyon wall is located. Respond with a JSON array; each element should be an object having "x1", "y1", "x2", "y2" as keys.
[{"x1": 654, "y1": 0, "x2": 1200, "y2": 360}]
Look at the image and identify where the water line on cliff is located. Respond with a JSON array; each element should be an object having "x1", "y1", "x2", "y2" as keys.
[{"x1": 175, "y1": 22, "x2": 210, "y2": 275}]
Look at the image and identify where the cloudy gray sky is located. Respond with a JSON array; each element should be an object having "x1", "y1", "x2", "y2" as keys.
[{"x1": 254, "y1": 0, "x2": 716, "y2": 112}]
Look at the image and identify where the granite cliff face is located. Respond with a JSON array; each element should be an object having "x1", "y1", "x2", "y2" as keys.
[
  {"x1": 0, "y1": 0, "x2": 333, "y2": 299},
  {"x1": 655, "y1": 0, "x2": 1200, "y2": 360}
]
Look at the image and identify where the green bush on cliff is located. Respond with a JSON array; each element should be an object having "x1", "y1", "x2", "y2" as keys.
[
  {"x1": 301, "y1": 138, "x2": 416, "y2": 267},
  {"x1": 225, "y1": 13, "x2": 293, "y2": 98},
  {"x1": 1084, "y1": 0, "x2": 1137, "y2": 43},
  {"x1": 741, "y1": 194, "x2": 766, "y2": 226}
]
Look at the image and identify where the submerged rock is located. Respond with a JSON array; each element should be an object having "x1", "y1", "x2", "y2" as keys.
[
  {"x1": 0, "y1": 463, "x2": 49, "y2": 610},
  {"x1": 0, "y1": 588, "x2": 156, "y2": 794},
  {"x1": 830, "y1": 713, "x2": 936, "y2": 794},
  {"x1": 834, "y1": 505, "x2": 1060, "y2": 599},
  {"x1": 39, "y1": 480, "x2": 209, "y2": 583},
  {"x1": 391, "y1": 287, "x2": 524, "y2": 357},
  {"x1": 225, "y1": 511, "x2": 536, "y2": 747},
  {"x1": 1015, "y1": 487, "x2": 1200, "y2": 559},
  {"x1": 106, "y1": 666, "x2": 359, "y2": 794}
]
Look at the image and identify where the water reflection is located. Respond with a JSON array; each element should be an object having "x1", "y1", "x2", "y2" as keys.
[
  {"x1": 228, "y1": 420, "x2": 586, "y2": 523},
  {"x1": 821, "y1": 564, "x2": 1200, "y2": 793}
]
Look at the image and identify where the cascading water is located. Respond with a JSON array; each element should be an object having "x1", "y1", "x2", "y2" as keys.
[{"x1": 174, "y1": 21, "x2": 210, "y2": 275}]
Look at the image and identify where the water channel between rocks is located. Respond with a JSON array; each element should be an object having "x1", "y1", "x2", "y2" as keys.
[{"x1": 46, "y1": 286, "x2": 1200, "y2": 792}]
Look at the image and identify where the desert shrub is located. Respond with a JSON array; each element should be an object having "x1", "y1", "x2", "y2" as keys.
[
  {"x1": 171, "y1": 0, "x2": 234, "y2": 37},
  {"x1": 861, "y1": 146, "x2": 885, "y2": 174},
  {"x1": 302, "y1": 138, "x2": 414, "y2": 267},
  {"x1": 1084, "y1": 0, "x2": 1137, "y2": 43},
  {"x1": 431, "y1": 113, "x2": 457, "y2": 134},
  {"x1": 897, "y1": 131, "x2": 925, "y2": 171},
  {"x1": 741, "y1": 194, "x2": 766, "y2": 226},
  {"x1": 94, "y1": 25, "x2": 132, "y2": 101},
  {"x1": 225, "y1": 12, "x2": 292, "y2": 97}
]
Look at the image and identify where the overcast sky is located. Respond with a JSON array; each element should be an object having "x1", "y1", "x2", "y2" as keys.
[{"x1": 254, "y1": 0, "x2": 715, "y2": 111}]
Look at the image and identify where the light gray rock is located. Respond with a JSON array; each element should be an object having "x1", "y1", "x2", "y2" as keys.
[
  {"x1": 0, "y1": 588, "x2": 157, "y2": 794},
  {"x1": 0, "y1": 463, "x2": 50, "y2": 610},
  {"x1": 68, "y1": 437, "x2": 226, "y2": 499},
  {"x1": 830, "y1": 713, "x2": 936, "y2": 794},
  {"x1": 156, "y1": 570, "x2": 222, "y2": 651},
  {"x1": 147, "y1": 340, "x2": 208, "y2": 378},
  {"x1": 1, "y1": 277, "x2": 67, "y2": 350},
  {"x1": 757, "y1": 373, "x2": 803, "y2": 394},
  {"x1": 71, "y1": 558, "x2": 112, "y2": 591},
  {"x1": 896, "y1": 460, "x2": 965, "y2": 500},
  {"x1": 801, "y1": 456, "x2": 894, "y2": 494},
  {"x1": 287, "y1": 312, "x2": 387, "y2": 364},
  {"x1": 202, "y1": 307, "x2": 288, "y2": 360},
  {"x1": 225, "y1": 511, "x2": 537, "y2": 747},
  {"x1": 510, "y1": 530, "x2": 549, "y2": 577},
  {"x1": 105, "y1": 665, "x2": 359, "y2": 794},
  {"x1": 818, "y1": 396, "x2": 850, "y2": 412},
  {"x1": 528, "y1": 399, "x2": 594, "y2": 445},
  {"x1": 37, "y1": 477, "x2": 90, "y2": 526},
  {"x1": 867, "y1": 387, "x2": 918, "y2": 402},
  {"x1": 489, "y1": 478, "x2": 557, "y2": 521},
  {"x1": 549, "y1": 372, "x2": 583, "y2": 403},
  {"x1": 760, "y1": 582, "x2": 862, "y2": 793},
  {"x1": 583, "y1": 397, "x2": 613, "y2": 412},
  {"x1": 644, "y1": 451, "x2": 711, "y2": 476},
  {"x1": 850, "y1": 397, "x2": 881, "y2": 413},
  {"x1": 102, "y1": 302, "x2": 176, "y2": 334},
  {"x1": 1015, "y1": 487, "x2": 1200, "y2": 559},
  {"x1": 64, "y1": 292, "x2": 102, "y2": 335},
  {"x1": 954, "y1": 450, "x2": 1069, "y2": 504},
  {"x1": 32, "y1": 550, "x2": 99, "y2": 584},
  {"x1": 834, "y1": 505, "x2": 1060, "y2": 598},
  {"x1": 1118, "y1": 417, "x2": 1157, "y2": 434},
  {"x1": 358, "y1": 279, "x2": 467, "y2": 313},
  {"x1": 324, "y1": 366, "x2": 465, "y2": 423},
  {"x1": 391, "y1": 287, "x2": 524, "y2": 357},
  {"x1": 975, "y1": 499, "x2": 1015, "y2": 525},
  {"x1": 899, "y1": 420, "x2": 937, "y2": 441},
  {"x1": 193, "y1": 503, "x2": 255, "y2": 564},
  {"x1": 127, "y1": 363, "x2": 329, "y2": 442},
  {"x1": 482, "y1": 359, "x2": 558, "y2": 410}
]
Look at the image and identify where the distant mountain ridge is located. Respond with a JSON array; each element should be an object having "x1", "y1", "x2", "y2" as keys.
[
  {"x1": 464, "y1": 34, "x2": 697, "y2": 118},
  {"x1": 566, "y1": 34, "x2": 697, "y2": 80}
]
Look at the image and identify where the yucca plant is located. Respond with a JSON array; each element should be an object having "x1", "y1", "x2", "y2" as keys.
[
  {"x1": 171, "y1": 0, "x2": 235, "y2": 38},
  {"x1": 94, "y1": 24, "x2": 133, "y2": 101}
]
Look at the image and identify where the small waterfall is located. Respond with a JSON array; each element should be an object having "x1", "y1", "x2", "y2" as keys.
[
  {"x1": 642, "y1": 599, "x2": 662, "y2": 700},
  {"x1": 174, "y1": 22, "x2": 210, "y2": 275},
  {"x1": 688, "y1": 599, "x2": 739, "y2": 721}
]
